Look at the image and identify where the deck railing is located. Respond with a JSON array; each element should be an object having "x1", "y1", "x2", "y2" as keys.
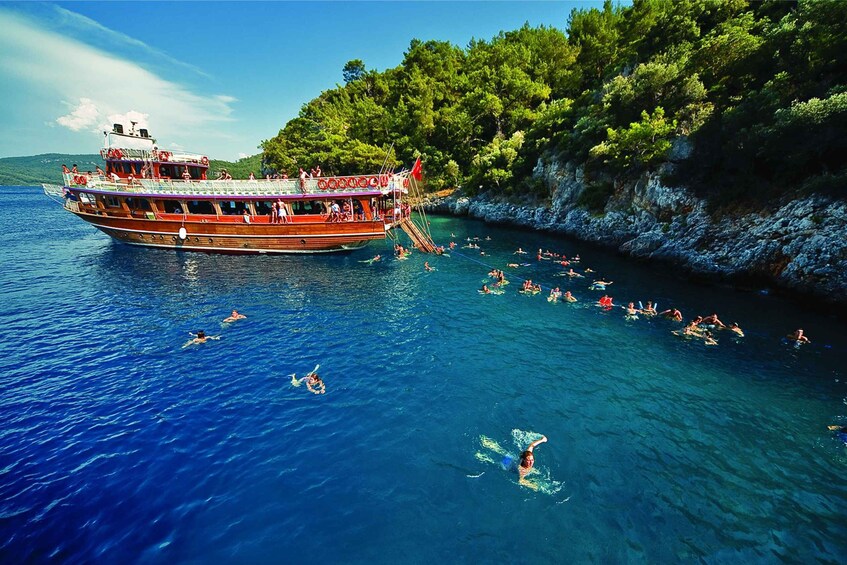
[{"x1": 62, "y1": 173, "x2": 404, "y2": 197}]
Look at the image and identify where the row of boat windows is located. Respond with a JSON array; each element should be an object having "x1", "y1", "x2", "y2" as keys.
[
  {"x1": 87, "y1": 195, "x2": 354, "y2": 216},
  {"x1": 107, "y1": 163, "x2": 204, "y2": 179}
]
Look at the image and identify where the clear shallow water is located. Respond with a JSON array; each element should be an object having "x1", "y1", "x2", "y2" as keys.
[{"x1": 2, "y1": 186, "x2": 847, "y2": 563}]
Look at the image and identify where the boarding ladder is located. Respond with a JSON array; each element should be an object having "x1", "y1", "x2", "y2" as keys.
[{"x1": 397, "y1": 217, "x2": 436, "y2": 253}]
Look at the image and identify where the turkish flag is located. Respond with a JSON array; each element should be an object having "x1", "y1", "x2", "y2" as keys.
[{"x1": 411, "y1": 157, "x2": 422, "y2": 181}]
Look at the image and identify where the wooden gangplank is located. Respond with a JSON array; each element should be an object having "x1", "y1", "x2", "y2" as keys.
[{"x1": 397, "y1": 217, "x2": 436, "y2": 253}]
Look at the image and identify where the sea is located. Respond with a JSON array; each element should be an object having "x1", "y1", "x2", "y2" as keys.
[{"x1": 2, "y1": 185, "x2": 847, "y2": 563}]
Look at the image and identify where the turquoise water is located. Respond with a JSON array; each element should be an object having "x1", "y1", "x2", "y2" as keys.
[{"x1": 2, "y1": 186, "x2": 847, "y2": 562}]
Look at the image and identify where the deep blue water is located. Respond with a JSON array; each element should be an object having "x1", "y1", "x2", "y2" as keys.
[{"x1": 2, "y1": 186, "x2": 847, "y2": 563}]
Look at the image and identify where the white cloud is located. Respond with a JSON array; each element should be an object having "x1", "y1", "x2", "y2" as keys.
[
  {"x1": 56, "y1": 98, "x2": 101, "y2": 131},
  {"x1": 0, "y1": 7, "x2": 238, "y2": 154},
  {"x1": 238, "y1": 153, "x2": 249, "y2": 160}
]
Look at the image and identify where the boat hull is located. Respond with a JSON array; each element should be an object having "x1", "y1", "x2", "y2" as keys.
[{"x1": 74, "y1": 211, "x2": 385, "y2": 254}]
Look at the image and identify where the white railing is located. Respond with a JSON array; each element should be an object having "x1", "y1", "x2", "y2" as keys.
[{"x1": 61, "y1": 173, "x2": 406, "y2": 197}]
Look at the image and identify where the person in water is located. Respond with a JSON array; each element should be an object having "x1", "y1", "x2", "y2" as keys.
[
  {"x1": 223, "y1": 310, "x2": 247, "y2": 323},
  {"x1": 424, "y1": 261, "x2": 434, "y2": 271},
  {"x1": 184, "y1": 330, "x2": 220, "y2": 347},
  {"x1": 480, "y1": 284, "x2": 491, "y2": 294},
  {"x1": 659, "y1": 308, "x2": 684, "y2": 322},
  {"x1": 305, "y1": 373, "x2": 326, "y2": 395},
  {"x1": 564, "y1": 290, "x2": 577, "y2": 302},
  {"x1": 518, "y1": 435, "x2": 548, "y2": 481},
  {"x1": 728, "y1": 322, "x2": 744, "y2": 337},
  {"x1": 789, "y1": 328, "x2": 811, "y2": 343}
]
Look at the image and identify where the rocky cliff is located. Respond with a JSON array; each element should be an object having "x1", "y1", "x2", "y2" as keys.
[{"x1": 427, "y1": 157, "x2": 847, "y2": 305}]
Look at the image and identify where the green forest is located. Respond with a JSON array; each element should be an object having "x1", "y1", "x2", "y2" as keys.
[{"x1": 262, "y1": 0, "x2": 847, "y2": 208}]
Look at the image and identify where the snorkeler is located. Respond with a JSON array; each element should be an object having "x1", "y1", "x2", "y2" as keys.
[{"x1": 223, "y1": 310, "x2": 247, "y2": 323}]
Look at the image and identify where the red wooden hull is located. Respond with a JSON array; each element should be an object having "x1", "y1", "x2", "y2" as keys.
[{"x1": 74, "y1": 211, "x2": 386, "y2": 254}]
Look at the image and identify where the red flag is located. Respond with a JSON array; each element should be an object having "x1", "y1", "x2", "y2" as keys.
[{"x1": 410, "y1": 157, "x2": 422, "y2": 181}]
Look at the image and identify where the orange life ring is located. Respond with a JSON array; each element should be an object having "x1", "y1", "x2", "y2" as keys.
[
  {"x1": 327, "y1": 178, "x2": 338, "y2": 190},
  {"x1": 160, "y1": 151, "x2": 169, "y2": 162},
  {"x1": 317, "y1": 178, "x2": 328, "y2": 190},
  {"x1": 403, "y1": 178, "x2": 410, "y2": 188},
  {"x1": 368, "y1": 176, "x2": 378, "y2": 187},
  {"x1": 201, "y1": 156, "x2": 209, "y2": 165},
  {"x1": 75, "y1": 175, "x2": 87, "y2": 186},
  {"x1": 356, "y1": 176, "x2": 368, "y2": 188},
  {"x1": 114, "y1": 148, "x2": 123, "y2": 159},
  {"x1": 379, "y1": 174, "x2": 390, "y2": 187},
  {"x1": 336, "y1": 178, "x2": 347, "y2": 189}
]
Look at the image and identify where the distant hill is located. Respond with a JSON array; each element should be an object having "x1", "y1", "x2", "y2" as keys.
[
  {"x1": 0, "y1": 154, "x2": 101, "y2": 185},
  {"x1": 0, "y1": 153, "x2": 264, "y2": 185}
]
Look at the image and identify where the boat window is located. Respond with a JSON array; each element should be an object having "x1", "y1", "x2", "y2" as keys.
[
  {"x1": 291, "y1": 200, "x2": 326, "y2": 215},
  {"x1": 254, "y1": 201, "x2": 273, "y2": 215},
  {"x1": 78, "y1": 192, "x2": 94, "y2": 204},
  {"x1": 186, "y1": 200, "x2": 215, "y2": 214},
  {"x1": 125, "y1": 197, "x2": 152, "y2": 211},
  {"x1": 121, "y1": 162, "x2": 141, "y2": 175},
  {"x1": 219, "y1": 200, "x2": 247, "y2": 215},
  {"x1": 161, "y1": 200, "x2": 183, "y2": 213},
  {"x1": 159, "y1": 165, "x2": 174, "y2": 179},
  {"x1": 105, "y1": 196, "x2": 122, "y2": 208}
]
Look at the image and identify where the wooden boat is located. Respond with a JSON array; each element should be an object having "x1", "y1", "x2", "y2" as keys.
[{"x1": 43, "y1": 124, "x2": 434, "y2": 254}]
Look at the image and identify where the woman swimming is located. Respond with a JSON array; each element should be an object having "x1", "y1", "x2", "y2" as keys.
[{"x1": 223, "y1": 310, "x2": 247, "y2": 323}]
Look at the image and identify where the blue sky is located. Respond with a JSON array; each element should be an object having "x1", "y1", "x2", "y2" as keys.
[{"x1": 0, "y1": 1, "x2": 597, "y2": 160}]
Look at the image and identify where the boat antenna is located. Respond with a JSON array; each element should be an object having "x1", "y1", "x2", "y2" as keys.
[{"x1": 379, "y1": 142, "x2": 394, "y2": 176}]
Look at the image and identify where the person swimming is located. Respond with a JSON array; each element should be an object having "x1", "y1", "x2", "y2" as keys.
[
  {"x1": 223, "y1": 310, "x2": 247, "y2": 323},
  {"x1": 728, "y1": 322, "x2": 744, "y2": 337},
  {"x1": 658, "y1": 308, "x2": 684, "y2": 322},
  {"x1": 480, "y1": 284, "x2": 491, "y2": 294},
  {"x1": 563, "y1": 290, "x2": 577, "y2": 302},
  {"x1": 424, "y1": 261, "x2": 435, "y2": 272},
  {"x1": 590, "y1": 279, "x2": 613, "y2": 290},
  {"x1": 183, "y1": 330, "x2": 220, "y2": 347},
  {"x1": 291, "y1": 365, "x2": 325, "y2": 394},
  {"x1": 788, "y1": 328, "x2": 810, "y2": 344},
  {"x1": 517, "y1": 435, "x2": 548, "y2": 482}
]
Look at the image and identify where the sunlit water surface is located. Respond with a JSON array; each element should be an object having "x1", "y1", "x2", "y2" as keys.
[{"x1": 1, "y1": 187, "x2": 847, "y2": 562}]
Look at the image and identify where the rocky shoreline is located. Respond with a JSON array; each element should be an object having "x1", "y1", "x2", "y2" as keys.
[{"x1": 425, "y1": 158, "x2": 847, "y2": 308}]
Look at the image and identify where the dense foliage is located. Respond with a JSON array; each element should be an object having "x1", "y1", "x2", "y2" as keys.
[
  {"x1": 262, "y1": 0, "x2": 846, "y2": 207},
  {"x1": 0, "y1": 153, "x2": 262, "y2": 186}
]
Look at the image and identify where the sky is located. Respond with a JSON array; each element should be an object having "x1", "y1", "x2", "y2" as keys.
[{"x1": 0, "y1": 1, "x2": 597, "y2": 161}]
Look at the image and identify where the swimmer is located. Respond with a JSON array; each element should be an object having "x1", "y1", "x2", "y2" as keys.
[
  {"x1": 506, "y1": 263, "x2": 519, "y2": 268},
  {"x1": 590, "y1": 279, "x2": 613, "y2": 290},
  {"x1": 424, "y1": 261, "x2": 434, "y2": 272},
  {"x1": 640, "y1": 301, "x2": 657, "y2": 316},
  {"x1": 514, "y1": 248, "x2": 527, "y2": 254},
  {"x1": 563, "y1": 290, "x2": 577, "y2": 303},
  {"x1": 518, "y1": 435, "x2": 548, "y2": 482},
  {"x1": 183, "y1": 330, "x2": 220, "y2": 347},
  {"x1": 480, "y1": 284, "x2": 491, "y2": 294},
  {"x1": 369, "y1": 254, "x2": 382, "y2": 263},
  {"x1": 788, "y1": 328, "x2": 810, "y2": 344},
  {"x1": 566, "y1": 268, "x2": 583, "y2": 278},
  {"x1": 449, "y1": 241, "x2": 456, "y2": 249},
  {"x1": 658, "y1": 308, "x2": 683, "y2": 322},
  {"x1": 584, "y1": 267, "x2": 594, "y2": 273},
  {"x1": 728, "y1": 322, "x2": 744, "y2": 337},
  {"x1": 827, "y1": 425, "x2": 847, "y2": 443},
  {"x1": 625, "y1": 302, "x2": 639, "y2": 317},
  {"x1": 291, "y1": 365, "x2": 325, "y2": 394},
  {"x1": 223, "y1": 310, "x2": 247, "y2": 323},
  {"x1": 703, "y1": 330, "x2": 718, "y2": 346},
  {"x1": 548, "y1": 287, "x2": 562, "y2": 302},
  {"x1": 701, "y1": 313, "x2": 726, "y2": 328}
]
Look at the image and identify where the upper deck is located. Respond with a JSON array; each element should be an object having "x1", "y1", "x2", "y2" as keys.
[{"x1": 62, "y1": 172, "x2": 407, "y2": 199}]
